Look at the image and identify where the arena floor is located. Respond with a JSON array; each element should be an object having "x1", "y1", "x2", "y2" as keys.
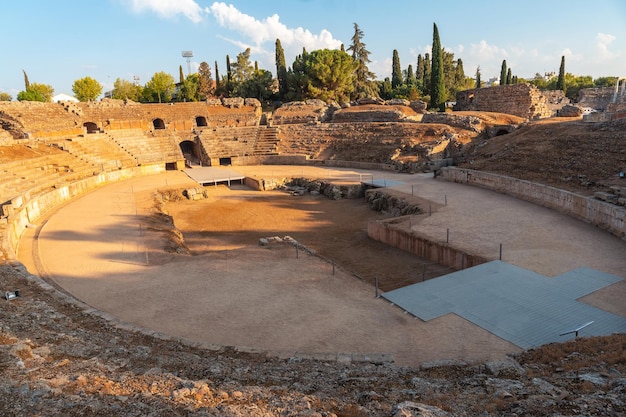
[{"x1": 18, "y1": 166, "x2": 626, "y2": 366}]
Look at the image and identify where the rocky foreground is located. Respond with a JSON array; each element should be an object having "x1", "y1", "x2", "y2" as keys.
[{"x1": 1, "y1": 263, "x2": 624, "y2": 416}]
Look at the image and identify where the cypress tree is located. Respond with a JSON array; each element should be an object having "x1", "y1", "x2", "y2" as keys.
[
  {"x1": 391, "y1": 49, "x2": 402, "y2": 88},
  {"x1": 500, "y1": 60, "x2": 507, "y2": 86},
  {"x1": 214, "y1": 60, "x2": 220, "y2": 90},
  {"x1": 23, "y1": 70, "x2": 30, "y2": 90},
  {"x1": 475, "y1": 66, "x2": 481, "y2": 88},
  {"x1": 506, "y1": 68, "x2": 512, "y2": 85},
  {"x1": 423, "y1": 53, "x2": 431, "y2": 95},
  {"x1": 556, "y1": 55, "x2": 566, "y2": 91},
  {"x1": 406, "y1": 64, "x2": 414, "y2": 85},
  {"x1": 430, "y1": 23, "x2": 446, "y2": 111},
  {"x1": 179, "y1": 65, "x2": 185, "y2": 84},
  {"x1": 275, "y1": 39, "x2": 288, "y2": 100}
]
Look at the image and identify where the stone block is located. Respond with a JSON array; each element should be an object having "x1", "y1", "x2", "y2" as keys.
[{"x1": 594, "y1": 191, "x2": 617, "y2": 203}]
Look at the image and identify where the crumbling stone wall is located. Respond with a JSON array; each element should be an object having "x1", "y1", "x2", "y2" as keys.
[
  {"x1": 454, "y1": 84, "x2": 553, "y2": 119},
  {"x1": 577, "y1": 87, "x2": 614, "y2": 110}
]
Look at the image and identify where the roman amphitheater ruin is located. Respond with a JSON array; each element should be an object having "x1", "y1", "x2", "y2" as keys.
[{"x1": 1, "y1": 83, "x2": 626, "y2": 414}]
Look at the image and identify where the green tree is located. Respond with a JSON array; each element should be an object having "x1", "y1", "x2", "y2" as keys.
[
  {"x1": 225, "y1": 55, "x2": 232, "y2": 96},
  {"x1": 72, "y1": 76, "x2": 103, "y2": 102},
  {"x1": 17, "y1": 82, "x2": 54, "y2": 102},
  {"x1": 556, "y1": 56, "x2": 566, "y2": 92},
  {"x1": 594, "y1": 76, "x2": 617, "y2": 87},
  {"x1": 429, "y1": 23, "x2": 446, "y2": 111},
  {"x1": 231, "y1": 48, "x2": 254, "y2": 84},
  {"x1": 475, "y1": 66, "x2": 482, "y2": 88},
  {"x1": 378, "y1": 77, "x2": 393, "y2": 100},
  {"x1": 500, "y1": 60, "x2": 507, "y2": 85},
  {"x1": 197, "y1": 62, "x2": 214, "y2": 100},
  {"x1": 179, "y1": 65, "x2": 185, "y2": 84},
  {"x1": 347, "y1": 23, "x2": 378, "y2": 99},
  {"x1": 305, "y1": 49, "x2": 357, "y2": 103},
  {"x1": 112, "y1": 78, "x2": 141, "y2": 101},
  {"x1": 0, "y1": 92, "x2": 12, "y2": 101},
  {"x1": 179, "y1": 73, "x2": 199, "y2": 102},
  {"x1": 238, "y1": 69, "x2": 274, "y2": 100},
  {"x1": 143, "y1": 71, "x2": 175, "y2": 103},
  {"x1": 391, "y1": 49, "x2": 402, "y2": 89},
  {"x1": 286, "y1": 47, "x2": 309, "y2": 101},
  {"x1": 416, "y1": 55, "x2": 425, "y2": 82},
  {"x1": 506, "y1": 68, "x2": 512, "y2": 85},
  {"x1": 275, "y1": 39, "x2": 288, "y2": 100}
]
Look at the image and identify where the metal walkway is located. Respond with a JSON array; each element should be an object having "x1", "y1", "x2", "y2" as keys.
[
  {"x1": 184, "y1": 167, "x2": 245, "y2": 186},
  {"x1": 382, "y1": 261, "x2": 626, "y2": 349}
]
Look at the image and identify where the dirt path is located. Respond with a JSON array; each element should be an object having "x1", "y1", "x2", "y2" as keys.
[{"x1": 19, "y1": 166, "x2": 626, "y2": 366}]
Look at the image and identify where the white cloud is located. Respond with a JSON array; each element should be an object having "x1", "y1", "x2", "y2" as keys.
[
  {"x1": 208, "y1": 2, "x2": 342, "y2": 71},
  {"x1": 596, "y1": 32, "x2": 616, "y2": 56},
  {"x1": 122, "y1": 0, "x2": 207, "y2": 23}
]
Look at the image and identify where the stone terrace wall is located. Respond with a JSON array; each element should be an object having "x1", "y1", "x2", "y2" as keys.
[
  {"x1": 439, "y1": 167, "x2": 626, "y2": 240},
  {"x1": 0, "y1": 99, "x2": 262, "y2": 140},
  {"x1": 454, "y1": 84, "x2": 552, "y2": 119}
]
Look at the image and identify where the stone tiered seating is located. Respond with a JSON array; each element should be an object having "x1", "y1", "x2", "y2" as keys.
[
  {"x1": 104, "y1": 129, "x2": 183, "y2": 164},
  {"x1": 198, "y1": 127, "x2": 258, "y2": 157},
  {"x1": 49, "y1": 133, "x2": 138, "y2": 169},
  {"x1": 253, "y1": 127, "x2": 279, "y2": 155},
  {"x1": 0, "y1": 142, "x2": 100, "y2": 205}
]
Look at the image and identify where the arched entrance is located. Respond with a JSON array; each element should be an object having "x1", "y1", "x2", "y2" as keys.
[
  {"x1": 153, "y1": 118, "x2": 166, "y2": 130},
  {"x1": 195, "y1": 116, "x2": 208, "y2": 127},
  {"x1": 83, "y1": 122, "x2": 99, "y2": 133},
  {"x1": 180, "y1": 140, "x2": 204, "y2": 166}
]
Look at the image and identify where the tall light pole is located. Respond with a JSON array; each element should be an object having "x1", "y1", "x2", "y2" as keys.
[{"x1": 182, "y1": 51, "x2": 193, "y2": 76}]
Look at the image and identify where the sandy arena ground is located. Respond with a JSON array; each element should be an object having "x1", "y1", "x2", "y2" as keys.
[{"x1": 18, "y1": 166, "x2": 626, "y2": 366}]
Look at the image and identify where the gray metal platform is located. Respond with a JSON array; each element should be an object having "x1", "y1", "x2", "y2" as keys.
[
  {"x1": 382, "y1": 261, "x2": 626, "y2": 349},
  {"x1": 184, "y1": 167, "x2": 245, "y2": 186}
]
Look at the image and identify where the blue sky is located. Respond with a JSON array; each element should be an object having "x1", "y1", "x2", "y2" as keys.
[{"x1": 1, "y1": 0, "x2": 625, "y2": 98}]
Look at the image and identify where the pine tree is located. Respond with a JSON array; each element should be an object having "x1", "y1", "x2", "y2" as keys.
[
  {"x1": 391, "y1": 50, "x2": 402, "y2": 88},
  {"x1": 430, "y1": 23, "x2": 446, "y2": 111},
  {"x1": 556, "y1": 56, "x2": 566, "y2": 92},
  {"x1": 275, "y1": 39, "x2": 288, "y2": 100},
  {"x1": 347, "y1": 23, "x2": 378, "y2": 99},
  {"x1": 500, "y1": 60, "x2": 507, "y2": 86},
  {"x1": 475, "y1": 66, "x2": 481, "y2": 88}
]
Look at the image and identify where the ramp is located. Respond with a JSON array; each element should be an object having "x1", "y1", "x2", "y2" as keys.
[{"x1": 382, "y1": 261, "x2": 626, "y2": 349}]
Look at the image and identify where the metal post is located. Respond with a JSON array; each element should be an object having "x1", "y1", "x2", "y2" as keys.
[
  {"x1": 375, "y1": 276, "x2": 379, "y2": 298},
  {"x1": 446, "y1": 228, "x2": 449, "y2": 243},
  {"x1": 499, "y1": 243, "x2": 503, "y2": 260}
]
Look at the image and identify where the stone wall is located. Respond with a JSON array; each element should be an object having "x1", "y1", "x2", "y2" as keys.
[
  {"x1": 439, "y1": 167, "x2": 626, "y2": 240},
  {"x1": 367, "y1": 219, "x2": 489, "y2": 270},
  {"x1": 454, "y1": 84, "x2": 553, "y2": 119},
  {"x1": 0, "y1": 164, "x2": 165, "y2": 262},
  {"x1": 577, "y1": 87, "x2": 614, "y2": 111}
]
